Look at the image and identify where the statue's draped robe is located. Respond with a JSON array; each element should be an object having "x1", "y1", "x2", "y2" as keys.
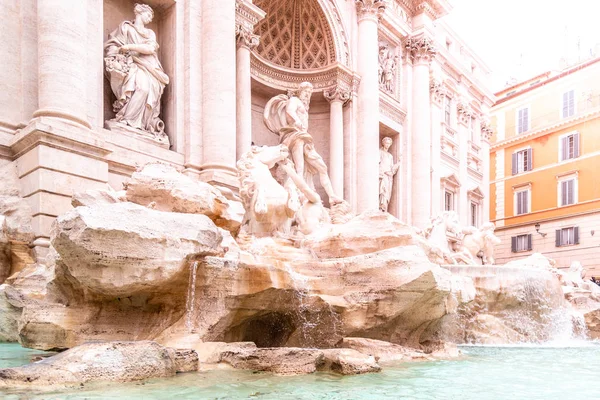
[
  {"x1": 379, "y1": 149, "x2": 395, "y2": 211},
  {"x1": 105, "y1": 21, "x2": 169, "y2": 135},
  {"x1": 263, "y1": 95, "x2": 320, "y2": 188}
]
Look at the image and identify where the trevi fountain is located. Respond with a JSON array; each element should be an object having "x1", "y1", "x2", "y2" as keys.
[{"x1": 0, "y1": 1, "x2": 599, "y2": 399}]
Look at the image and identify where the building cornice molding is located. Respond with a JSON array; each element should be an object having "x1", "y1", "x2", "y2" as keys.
[
  {"x1": 250, "y1": 54, "x2": 359, "y2": 95},
  {"x1": 490, "y1": 107, "x2": 600, "y2": 151}
]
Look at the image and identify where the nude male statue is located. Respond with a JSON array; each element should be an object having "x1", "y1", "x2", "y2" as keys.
[{"x1": 264, "y1": 82, "x2": 342, "y2": 205}]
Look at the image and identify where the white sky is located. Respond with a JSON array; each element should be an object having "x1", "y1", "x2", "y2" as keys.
[{"x1": 442, "y1": 0, "x2": 600, "y2": 92}]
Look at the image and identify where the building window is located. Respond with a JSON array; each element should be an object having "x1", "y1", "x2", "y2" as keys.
[
  {"x1": 562, "y1": 90, "x2": 575, "y2": 118},
  {"x1": 559, "y1": 132, "x2": 580, "y2": 161},
  {"x1": 444, "y1": 190, "x2": 455, "y2": 211},
  {"x1": 555, "y1": 227, "x2": 579, "y2": 247},
  {"x1": 444, "y1": 96, "x2": 452, "y2": 125},
  {"x1": 470, "y1": 201, "x2": 478, "y2": 227},
  {"x1": 516, "y1": 106, "x2": 530, "y2": 134},
  {"x1": 470, "y1": 118, "x2": 476, "y2": 142},
  {"x1": 558, "y1": 178, "x2": 577, "y2": 206},
  {"x1": 511, "y1": 234, "x2": 532, "y2": 252},
  {"x1": 515, "y1": 188, "x2": 530, "y2": 215},
  {"x1": 511, "y1": 148, "x2": 532, "y2": 175}
]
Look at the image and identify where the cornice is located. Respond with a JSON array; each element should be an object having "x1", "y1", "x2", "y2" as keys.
[
  {"x1": 490, "y1": 107, "x2": 600, "y2": 151},
  {"x1": 250, "y1": 54, "x2": 358, "y2": 94}
]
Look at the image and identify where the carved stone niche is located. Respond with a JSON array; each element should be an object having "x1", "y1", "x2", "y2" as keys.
[{"x1": 103, "y1": 0, "x2": 177, "y2": 149}]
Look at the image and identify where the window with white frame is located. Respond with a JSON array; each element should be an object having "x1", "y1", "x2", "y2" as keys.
[
  {"x1": 511, "y1": 234, "x2": 532, "y2": 252},
  {"x1": 559, "y1": 132, "x2": 580, "y2": 161},
  {"x1": 444, "y1": 96, "x2": 452, "y2": 125},
  {"x1": 470, "y1": 201, "x2": 478, "y2": 227},
  {"x1": 511, "y1": 148, "x2": 532, "y2": 175},
  {"x1": 561, "y1": 90, "x2": 575, "y2": 118},
  {"x1": 516, "y1": 106, "x2": 530, "y2": 134},
  {"x1": 470, "y1": 118, "x2": 476, "y2": 142},
  {"x1": 444, "y1": 190, "x2": 455, "y2": 211},
  {"x1": 555, "y1": 227, "x2": 579, "y2": 247},
  {"x1": 558, "y1": 176, "x2": 577, "y2": 206},
  {"x1": 514, "y1": 188, "x2": 530, "y2": 215}
]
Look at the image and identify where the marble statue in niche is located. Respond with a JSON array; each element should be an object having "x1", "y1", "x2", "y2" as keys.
[
  {"x1": 104, "y1": 3, "x2": 170, "y2": 147},
  {"x1": 378, "y1": 137, "x2": 400, "y2": 212},
  {"x1": 378, "y1": 43, "x2": 397, "y2": 94},
  {"x1": 264, "y1": 82, "x2": 342, "y2": 205}
]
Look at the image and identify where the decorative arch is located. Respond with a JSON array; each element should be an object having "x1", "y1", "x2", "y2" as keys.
[{"x1": 250, "y1": 0, "x2": 352, "y2": 92}]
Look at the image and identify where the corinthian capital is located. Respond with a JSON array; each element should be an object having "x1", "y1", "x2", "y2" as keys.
[
  {"x1": 405, "y1": 36, "x2": 437, "y2": 65},
  {"x1": 236, "y1": 23, "x2": 260, "y2": 50},
  {"x1": 235, "y1": 0, "x2": 265, "y2": 49},
  {"x1": 355, "y1": 0, "x2": 387, "y2": 22},
  {"x1": 324, "y1": 85, "x2": 352, "y2": 104}
]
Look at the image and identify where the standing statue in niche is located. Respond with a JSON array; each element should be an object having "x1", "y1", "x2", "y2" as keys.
[
  {"x1": 264, "y1": 82, "x2": 342, "y2": 206},
  {"x1": 378, "y1": 44, "x2": 397, "y2": 93},
  {"x1": 104, "y1": 3, "x2": 170, "y2": 147},
  {"x1": 378, "y1": 137, "x2": 400, "y2": 212}
]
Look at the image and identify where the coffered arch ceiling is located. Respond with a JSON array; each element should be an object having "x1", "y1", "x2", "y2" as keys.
[{"x1": 253, "y1": 0, "x2": 344, "y2": 70}]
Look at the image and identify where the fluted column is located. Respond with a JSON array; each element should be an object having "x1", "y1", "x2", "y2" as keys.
[
  {"x1": 355, "y1": 0, "x2": 386, "y2": 212},
  {"x1": 324, "y1": 86, "x2": 351, "y2": 197},
  {"x1": 34, "y1": 0, "x2": 90, "y2": 128},
  {"x1": 235, "y1": 1, "x2": 265, "y2": 160},
  {"x1": 481, "y1": 123, "x2": 494, "y2": 222},
  {"x1": 406, "y1": 36, "x2": 436, "y2": 228},
  {"x1": 200, "y1": 0, "x2": 237, "y2": 186}
]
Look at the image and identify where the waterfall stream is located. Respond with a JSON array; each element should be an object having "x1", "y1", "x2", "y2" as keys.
[{"x1": 185, "y1": 261, "x2": 199, "y2": 333}]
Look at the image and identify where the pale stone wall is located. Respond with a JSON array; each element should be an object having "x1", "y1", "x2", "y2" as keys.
[{"x1": 494, "y1": 212, "x2": 600, "y2": 276}]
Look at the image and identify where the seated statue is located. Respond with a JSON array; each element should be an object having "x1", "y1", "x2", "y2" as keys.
[
  {"x1": 104, "y1": 4, "x2": 169, "y2": 145},
  {"x1": 264, "y1": 82, "x2": 342, "y2": 206}
]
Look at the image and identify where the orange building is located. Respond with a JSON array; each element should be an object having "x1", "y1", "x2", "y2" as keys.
[{"x1": 490, "y1": 57, "x2": 600, "y2": 277}]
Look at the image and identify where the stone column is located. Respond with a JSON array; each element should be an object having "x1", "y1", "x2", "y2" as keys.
[
  {"x1": 406, "y1": 36, "x2": 436, "y2": 229},
  {"x1": 235, "y1": 1, "x2": 265, "y2": 160},
  {"x1": 200, "y1": 0, "x2": 238, "y2": 187},
  {"x1": 430, "y1": 78, "x2": 445, "y2": 217},
  {"x1": 481, "y1": 123, "x2": 494, "y2": 222},
  {"x1": 457, "y1": 101, "x2": 472, "y2": 226},
  {"x1": 324, "y1": 86, "x2": 351, "y2": 197},
  {"x1": 355, "y1": 0, "x2": 386, "y2": 212},
  {"x1": 33, "y1": 0, "x2": 90, "y2": 128}
]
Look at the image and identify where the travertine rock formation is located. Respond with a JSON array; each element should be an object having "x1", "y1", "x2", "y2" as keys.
[
  {"x1": 0, "y1": 162, "x2": 35, "y2": 284},
  {"x1": 52, "y1": 202, "x2": 223, "y2": 297},
  {"x1": 336, "y1": 337, "x2": 431, "y2": 363},
  {"x1": 319, "y1": 349, "x2": 381, "y2": 375},
  {"x1": 125, "y1": 162, "x2": 242, "y2": 233},
  {"x1": 440, "y1": 255, "x2": 572, "y2": 344},
  {"x1": 0, "y1": 341, "x2": 194, "y2": 388}
]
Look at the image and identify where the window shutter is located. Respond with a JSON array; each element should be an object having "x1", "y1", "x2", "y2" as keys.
[
  {"x1": 574, "y1": 133, "x2": 580, "y2": 158},
  {"x1": 561, "y1": 181, "x2": 567, "y2": 206},
  {"x1": 512, "y1": 153, "x2": 518, "y2": 175},
  {"x1": 527, "y1": 234, "x2": 533, "y2": 251},
  {"x1": 574, "y1": 227, "x2": 579, "y2": 244},
  {"x1": 511, "y1": 236, "x2": 517, "y2": 253},
  {"x1": 555, "y1": 230, "x2": 561, "y2": 247},
  {"x1": 526, "y1": 148, "x2": 532, "y2": 171},
  {"x1": 523, "y1": 190, "x2": 529, "y2": 213},
  {"x1": 568, "y1": 180, "x2": 574, "y2": 205},
  {"x1": 562, "y1": 92, "x2": 568, "y2": 118},
  {"x1": 559, "y1": 137, "x2": 566, "y2": 161}
]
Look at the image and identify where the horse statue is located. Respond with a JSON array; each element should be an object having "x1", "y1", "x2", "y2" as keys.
[
  {"x1": 237, "y1": 144, "x2": 300, "y2": 237},
  {"x1": 423, "y1": 211, "x2": 474, "y2": 264},
  {"x1": 459, "y1": 222, "x2": 501, "y2": 265}
]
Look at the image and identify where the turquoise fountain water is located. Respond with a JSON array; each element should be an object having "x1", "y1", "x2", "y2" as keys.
[{"x1": 1, "y1": 342, "x2": 598, "y2": 399}]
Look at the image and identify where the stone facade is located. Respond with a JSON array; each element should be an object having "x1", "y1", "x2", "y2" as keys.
[{"x1": 0, "y1": 0, "x2": 493, "y2": 260}]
